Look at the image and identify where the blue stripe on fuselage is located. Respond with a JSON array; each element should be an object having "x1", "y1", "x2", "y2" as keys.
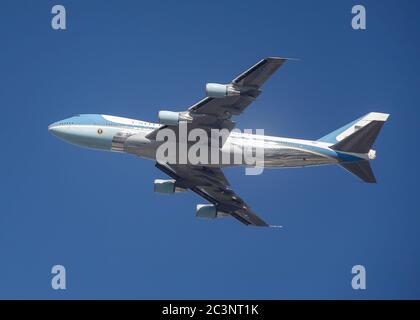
[
  {"x1": 295, "y1": 143, "x2": 363, "y2": 162},
  {"x1": 266, "y1": 138, "x2": 363, "y2": 162}
]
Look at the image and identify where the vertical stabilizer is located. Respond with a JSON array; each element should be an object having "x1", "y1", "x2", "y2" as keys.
[{"x1": 319, "y1": 112, "x2": 390, "y2": 154}]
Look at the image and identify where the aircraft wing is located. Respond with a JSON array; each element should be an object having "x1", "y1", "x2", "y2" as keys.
[
  {"x1": 155, "y1": 162, "x2": 279, "y2": 227},
  {"x1": 146, "y1": 57, "x2": 289, "y2": 140}
]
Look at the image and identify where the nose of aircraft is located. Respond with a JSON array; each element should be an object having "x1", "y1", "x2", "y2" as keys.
[
  {"x1": 48, "y1": 115, "x2": 113, "y2": 151},
  {"x1": 48, "y1": 121, "x2": 70, "y2": 139},
  {"x1": 48, "y1": 122, "x2": 58, "y2": 134},
  {"x1": 48, "y1": 116, "x2": 82, "y2": 143}
]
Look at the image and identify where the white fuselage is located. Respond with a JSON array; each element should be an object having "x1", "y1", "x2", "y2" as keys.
[{"x1": 48, "y1": 114, "x2": 366, "y2": 168}]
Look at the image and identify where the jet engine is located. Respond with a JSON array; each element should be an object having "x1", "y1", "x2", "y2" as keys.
[
  {"x1": 196, "y1": 204, "x2": 228, "y2": 219},
  {"x1": 158, "y1": 111, "x2": 193, "y2": 126},
  {"x1": 154, "y1": 179, "x2": 186, "y2": 194},
  {"x1": 205, "y1": 83, "x2": 241, "y2": 98}
]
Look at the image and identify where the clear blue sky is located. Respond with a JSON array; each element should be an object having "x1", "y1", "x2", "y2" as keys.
[{"x1": 0, "y1": 0, "x2": 419, "y2": 299}]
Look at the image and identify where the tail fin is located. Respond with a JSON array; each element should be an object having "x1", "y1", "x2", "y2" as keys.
[
  {"x1": 319, "y1": 112, "x2": 390, "y2": 183},
  {"x1": 340, "y1": 160, "x2": 376, "y2": 183},
  {"x1": 318, "y1": 112, "x2": 390, "y2": 154}
]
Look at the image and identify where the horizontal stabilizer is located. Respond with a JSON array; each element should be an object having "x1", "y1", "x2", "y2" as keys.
[{"x1": 340, "y1": 160, "x2": 376, "y2": 183}]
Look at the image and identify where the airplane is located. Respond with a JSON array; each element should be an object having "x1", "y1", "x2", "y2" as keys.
[{"x1": 48, "y1": 57, "x2": 389, "y2": 227}]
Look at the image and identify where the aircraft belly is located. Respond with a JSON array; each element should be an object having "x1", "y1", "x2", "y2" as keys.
[
  {"x1": 263, "y1": 147, "x2": 336, "y2": 167},
  {"x1": 114, "y1": 131, "x2": 336, "y2": 167}
]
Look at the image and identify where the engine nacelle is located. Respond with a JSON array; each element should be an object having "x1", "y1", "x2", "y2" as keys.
[
  {"x1": 154, "y1": 179, "x2": 186, "y2": 194},
  {"x1": 158, "y1": 111, "x2": 193, "y2": 125},
  {"x1": 196, "y1": 204, "x2": 228, "y2": 219},
  {"x1": 205, "y1": 83, "x2": 241, "y2": 98}
]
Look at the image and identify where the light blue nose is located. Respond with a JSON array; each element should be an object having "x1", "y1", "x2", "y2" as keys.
[
  {"x1": 48, "y1": 122, "x2": 71, "y2": 139},
  {"x1": 48, "y1": 118, "x2": 114, "y2": 151}
]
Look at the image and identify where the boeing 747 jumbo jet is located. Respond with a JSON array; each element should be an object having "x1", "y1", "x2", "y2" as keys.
[{"x1": 49, "y1": 57, "x2": 389, "y2": 227}]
